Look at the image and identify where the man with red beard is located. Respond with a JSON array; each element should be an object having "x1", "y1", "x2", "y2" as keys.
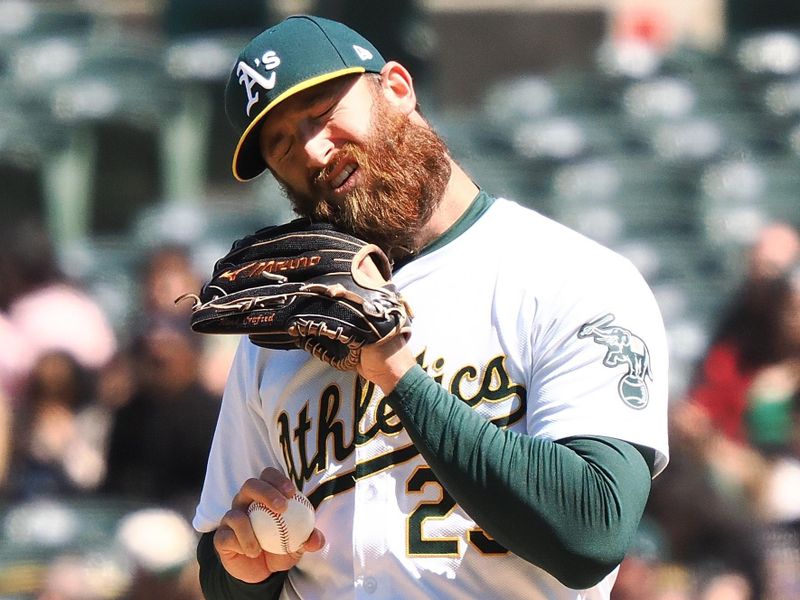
[{"x1": 193, "y1": 15, "x2": 669, "y2": 600}]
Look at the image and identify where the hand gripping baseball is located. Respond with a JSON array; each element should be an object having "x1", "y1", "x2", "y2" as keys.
[
  {"x1": 214, "y1": 468, "x2": 325, "y2": 584},
  {"x1": 178, "y1": 218, "x2": 413, "y2": 370}
]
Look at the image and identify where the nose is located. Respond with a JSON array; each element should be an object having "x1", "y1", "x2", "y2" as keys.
[{"x1": 299, "y1": 121, "x2": 333, "y2": 169}]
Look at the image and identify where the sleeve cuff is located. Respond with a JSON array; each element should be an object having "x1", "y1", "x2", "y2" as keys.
[{"x1": 226, "y1": 570, "x2": 287, "y2": 594}]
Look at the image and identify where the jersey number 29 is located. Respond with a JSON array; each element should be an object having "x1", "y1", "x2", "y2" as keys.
[{"x1": 407, "y1": 466, "x2": 508, "y2": 557}]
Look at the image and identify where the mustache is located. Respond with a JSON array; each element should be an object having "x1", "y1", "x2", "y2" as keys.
[{"x1": 311, "y1": 145, "x2": 358, "y2": 193}]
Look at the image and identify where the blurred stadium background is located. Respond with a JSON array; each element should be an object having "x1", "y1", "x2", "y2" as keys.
[{"x1": 1, "y1": 0, "x2": 799, "y2": 598}]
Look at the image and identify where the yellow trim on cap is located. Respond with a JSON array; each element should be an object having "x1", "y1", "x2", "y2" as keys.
[{"x1": 232, "y1": 66, "x2": 366, "y2": 182}]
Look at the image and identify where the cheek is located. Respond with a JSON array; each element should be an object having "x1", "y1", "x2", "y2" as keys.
[
  {"x1": 270, "y1": 163, "x2": 310, "y2": 197},
  {"x1": 345, "y1": 120, "x2": 373, "y2": 144},
  {"x1": 330, "y1": 103, "x2": 376, "y2": 145}
]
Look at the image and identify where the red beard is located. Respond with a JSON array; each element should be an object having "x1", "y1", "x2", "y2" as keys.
[{"x1": 284, "y1": 98, "x2": 451, "y2": 259}]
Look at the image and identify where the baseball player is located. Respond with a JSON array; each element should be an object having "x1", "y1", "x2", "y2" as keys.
[{"x1": 193, "y1": 15, "x2": 669, "y2": 600}]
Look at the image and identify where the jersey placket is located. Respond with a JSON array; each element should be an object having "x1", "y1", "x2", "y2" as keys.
[{"x1": 351, "y1": 383, "x2": 401, "y2": 600}]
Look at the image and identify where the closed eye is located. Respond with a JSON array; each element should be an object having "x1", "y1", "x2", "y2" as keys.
[
  {"x1": 268, "y1": 135, "x2": 292, "y2": 164},
  {"x1": 312, "y1": 101, "x2": 336, "y2": 121},
  {"x1": 277, "y1": 138, "x2": 292, "y2": 161}
]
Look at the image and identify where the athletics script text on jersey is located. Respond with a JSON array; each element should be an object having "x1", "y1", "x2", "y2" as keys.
[{"x1": 276, "y1": 349, "x2": 527, "y2": 507}]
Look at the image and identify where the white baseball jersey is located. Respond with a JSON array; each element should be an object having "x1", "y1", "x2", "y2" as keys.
[{"x1": 194, "y1": 197, "x2": 669, "y2": 600}]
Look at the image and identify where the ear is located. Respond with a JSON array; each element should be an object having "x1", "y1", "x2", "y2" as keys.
[{"x1": 379, "y1": 61, "x2": 417, "y2": 115}]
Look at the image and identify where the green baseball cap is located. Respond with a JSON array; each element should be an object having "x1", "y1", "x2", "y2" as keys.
[{"x1": 225, "y1": 15, "x2": 386, "y2": 182}]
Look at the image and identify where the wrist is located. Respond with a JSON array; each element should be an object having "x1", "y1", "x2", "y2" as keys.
[{"x1": 359, "y1": 336, "x2": 417, "y2": 394}]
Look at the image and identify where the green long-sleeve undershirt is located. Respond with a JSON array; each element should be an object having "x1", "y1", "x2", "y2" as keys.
[
  {"x1": 197, "y1": 533, "x2": 287, "y2": 600},
  {"x1": 387, "y1": 365, "x2": 654, "y2": 590},
  {"x1": 198, "y1": 365, "x2": 654, "y2": 598}
]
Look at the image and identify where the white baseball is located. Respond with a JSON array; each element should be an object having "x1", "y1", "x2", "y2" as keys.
[{"x1": 247, "y1": 492, "x2": 316, "y2": 554}]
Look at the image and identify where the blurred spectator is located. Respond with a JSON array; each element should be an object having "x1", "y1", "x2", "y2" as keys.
[
  {"x1": 611, "y1": 518, "x2": 670, "y2": 600},
  {"x1": 697, "y1": 571, "x2": 753, "y2": 600},
  {"x1": 748, "y1": 224, "x2": 800, "y2": 283},
  {"x1": 0, "y1": 313, "x2": 31, "y2": 398},
  {"x1": 8, "y1": 351, "x2": 95, "y2": 498},
  {"x1": 35, "y1": 507, "x2": 203, "y2": 600},
  {"x1": 685, "y1": 223, "x2": 800, "y2": 444},
  {"x1": 0, "y1": 219, "x2": 117, "y2": 397},
  {"x1": 138, "y1": 241, "x2": 235, "y2": 394},
  {"x1": 645, "y1": 433, "x2": 765, "y2": 600},
  {"x1": 660, "y1": 259, "x2": 800, "y2": 600},
  {"x1": 758, "y1": 519, "x2": 800, "y2": 600},
  {"x1": 70, "y1": 351, "x2": 138, "y2": 493},
  {"x1": 793, "y1": 389, "x2": 800, "y2": 459},
  {"x1": 740, "y1": 267, "x2": 800, "y2": 600},
  {"x1": 198, "y1": 334, "x2": 240, "y2": 397},
  {"x1": 747, "y1": 417, "x2": 800, "y2": 600},
  {"x1": 103, "y1": 319, "x2": 220, "y2": 514},
  {"x1": 139, "y1": 244, "x2": 202, "y2": 323},
  {"x1": 116, "y1": 508, "x2": 203, "y2": 600},
  {"x1": 4, "y1": 349, "x2": 136, "y2": 502}
]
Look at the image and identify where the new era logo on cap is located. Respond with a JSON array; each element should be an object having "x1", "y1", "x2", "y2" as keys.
[
  {"x1": 352, "y1": 45, "x2": 374, "y2": 61},
  {"x1": 225, "y1": 15, "x2": 386, "y2": 182}
]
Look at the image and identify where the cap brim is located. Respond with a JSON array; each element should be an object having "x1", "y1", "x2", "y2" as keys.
[{"x1": 232, "y1": 66, "x2": 367, "y2": 182}]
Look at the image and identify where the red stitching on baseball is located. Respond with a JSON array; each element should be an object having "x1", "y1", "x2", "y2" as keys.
[
  {"x1": 294, "y1": 492, "x2": 313, "y2": 512},
  {"x1": 249, "y1": 502, "x2": 291, "y2": 553}
]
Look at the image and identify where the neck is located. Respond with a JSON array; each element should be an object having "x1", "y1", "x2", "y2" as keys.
[{"x1": 416, "y1": 160, "x2": 479, "y2": 250}]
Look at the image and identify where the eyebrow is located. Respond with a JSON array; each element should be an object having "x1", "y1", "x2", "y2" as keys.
[
  {"x1": 304, "y1": 88, "x2": 330, "y2": 105},
  {"x1": 307, "y1": 75, "x2": 355, "y2": 105}
]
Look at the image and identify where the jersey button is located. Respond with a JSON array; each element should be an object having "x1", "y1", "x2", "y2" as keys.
[{"x1": 364, "y1": 576, "x2": 377, "y2": 594}]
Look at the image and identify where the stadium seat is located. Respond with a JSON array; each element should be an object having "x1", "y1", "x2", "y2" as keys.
[
  {"x1": 550, "y1": 157, "x2": 701, "y2": 241},
  {"x1": 163, "y1": 32, "x2": 257, "y2": 191}
]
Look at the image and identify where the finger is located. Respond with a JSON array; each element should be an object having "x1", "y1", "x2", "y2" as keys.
[
  {"x1": 217, "y1": 510, "x2": 263, "y2": 558},
  {"x1": 232, "y1": 477, "x2": 289, "y2": 512},
  {"x1": 267, "y1": 550, "x2": 305, "y2": 572},
  {"x1": 299, "y1": 528, "x2": 326, "y2": 553},
  {"x1": 259, "y1": 467, "x2": 297, "y2": 497},
  {"x1": 261, "y1": 530, "x2": 325, "y2": 573}
]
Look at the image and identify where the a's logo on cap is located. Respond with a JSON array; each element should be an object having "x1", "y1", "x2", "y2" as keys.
[
  {"x1": 236, "y1": 50, "x2": 282, "y2": 117},
  {"x1": 352, "y1": 45, "x2": 373, "y2": 61}
]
